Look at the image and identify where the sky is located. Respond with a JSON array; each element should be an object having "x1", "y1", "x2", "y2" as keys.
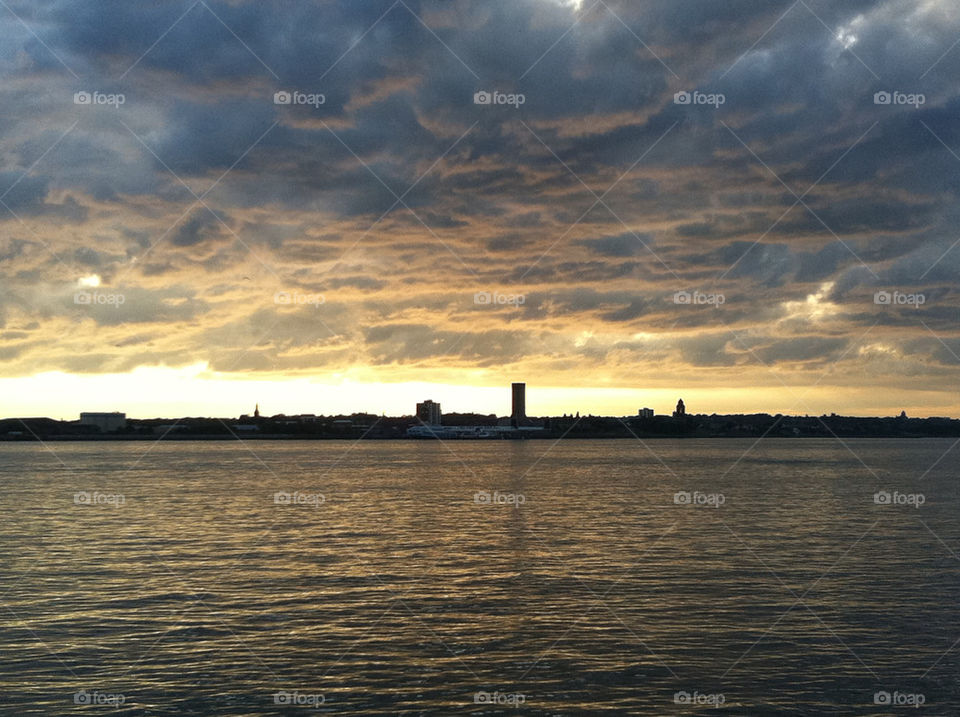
[{"x1": 1, "y1": 0, "x2": 959, "y2": 419}]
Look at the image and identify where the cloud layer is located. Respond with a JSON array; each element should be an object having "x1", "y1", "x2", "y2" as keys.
[{"x1": 0, "y1": 0, "x2": 958, "y2": 413}]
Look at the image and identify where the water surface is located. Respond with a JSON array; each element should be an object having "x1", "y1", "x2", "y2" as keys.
[{"x1": 1, "y1": 438, "x2": 958, "y2": 714}]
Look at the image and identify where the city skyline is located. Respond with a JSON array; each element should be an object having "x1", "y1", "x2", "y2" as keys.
[
  {"x1": 4, "y1": 388, "x2": 952, "y2": 424},
  {"x1": 1, "y1": 370, "x2": 955, "y2": 421}
]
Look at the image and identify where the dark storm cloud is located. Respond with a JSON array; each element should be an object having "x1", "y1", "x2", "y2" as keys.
[
  {"x1": 752, "y1": 336, "x2": 849, "y2": 365},
  {"x1": 363, "y1": 322, "x2": 533, "y2": 365},
  {"x1": 0, "y1": 172, "x2": 87, "y2": 222},
  {"x1": 0, "y1": 0, "x2": 958, "y2": 384},
  {"x1": 325, "y1": 276, "x2": 386, "y2": 291},
  {"x1": 171, "y1": 210, "x2": 231, "y2": 247},
  {"x1": 577, "y1": 232, "x2": 650, "y2": 257},
  {"x1": 0, "y1": 173, "x2": 48, "y2": 211},
  {"x1": 485, "y1": 233, "x2": 533, "y2": 252}
]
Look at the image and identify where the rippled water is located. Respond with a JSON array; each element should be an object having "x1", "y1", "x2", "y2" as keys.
[{"x1": 1, "y1": 438, "x2": 959, "y2": 715}]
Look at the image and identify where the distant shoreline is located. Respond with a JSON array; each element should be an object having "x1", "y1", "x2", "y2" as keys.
[
  {"x1": 2, "y1": 434, "x2": 958, "y2": 442},
  {"x1": 4, "y1": 413, "x2": 959, "y2": 441}
]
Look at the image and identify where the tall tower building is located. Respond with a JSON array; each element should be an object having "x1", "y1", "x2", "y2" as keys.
[
  {"x1": 416, "y1": 400, "x2": 442, "y2": 425},
  {"x1": 511, "y1": 383, "x2": 526, "y2": 421}
]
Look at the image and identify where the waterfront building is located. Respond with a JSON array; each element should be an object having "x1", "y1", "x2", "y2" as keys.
[{"x1": 416, "y1": 400, "x2": 442, "y2": 425}]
